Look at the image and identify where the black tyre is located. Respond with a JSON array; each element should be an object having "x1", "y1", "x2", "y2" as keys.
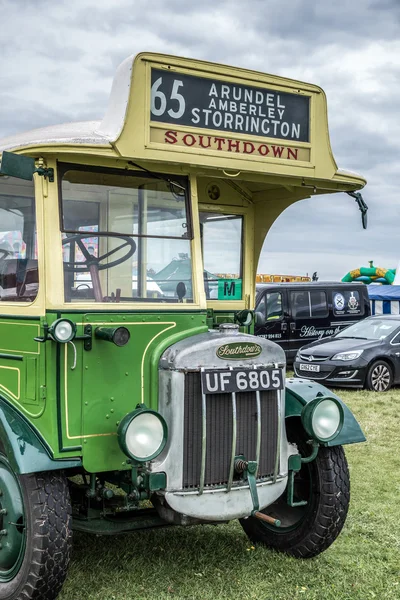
[
  {"x1": 0, "y1": 455, "x2": 72, "y2": 600},
  {"x1": 365, "y1": 360, "x2": 393, "y2": 392},
  {"x1": 240, "y1": 424, "x2": 350, "y2": 558}
]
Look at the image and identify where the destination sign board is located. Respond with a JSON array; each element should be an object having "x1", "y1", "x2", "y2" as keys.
[{"x1": 150, "y1": 69, "x2": 310, "y2": 143}]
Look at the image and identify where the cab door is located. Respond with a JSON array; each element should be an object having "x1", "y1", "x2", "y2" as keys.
[{"x1": 255, "y1": 289, "x2": 290, "y2": 356}]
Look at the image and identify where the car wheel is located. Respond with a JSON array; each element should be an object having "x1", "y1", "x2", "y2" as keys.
[
  {"x1": 239, "y1": 422, "x2": 350, "y2": 558},
  {"x1": 366, "y1": 360, "x2": 393, "y2": 392},
  {"x1": 0, "y1": 453, "x2": 72, "y2": 600}
]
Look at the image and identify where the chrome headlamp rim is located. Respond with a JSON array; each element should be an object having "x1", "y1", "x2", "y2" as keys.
[
  {"x1": 117, "y1": 405, "x2": 168, "y2": 463},
  {"x1": 49, "y1": 318, "x2": 76, "y2": 343},
  {"x1": 301, "y1": 396, "x2": 344, "y2": 443}
]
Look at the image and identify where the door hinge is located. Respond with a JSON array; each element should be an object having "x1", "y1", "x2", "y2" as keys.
[
  {"x1": 40, "y1": 385, "x2": 47, "y2": 400},
  {"x1": 35, "y1": 166, "x2": 54, "y2": 182}
]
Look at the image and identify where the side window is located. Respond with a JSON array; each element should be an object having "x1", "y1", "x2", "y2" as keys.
[
  {"x1": 291, "y1": 290, "x2": 328, "y2": 318},
  {"x1": 291, "y1": 291, "x2": 310, "y2": 318},
  {"x1": 0, "y1": 177, "x2": 38, "y2": 302},
  {"x1": 200, "y1": 212, "x2": 243, "y2": 300},
  {"x1": 255, "y1": 295, "x2": 266, "y2": 326},
  {"x1": 391, "y1": 332, "x2": 400, "y2": 345},
  {"x1": 266, "y1": 292, "x2": 283, "y2": 320},
  {"x1": 310, "y1": 290, "x2": 328, "y2": 317}
]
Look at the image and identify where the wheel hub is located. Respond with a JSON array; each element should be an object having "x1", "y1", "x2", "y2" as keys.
[
  {"x1": 372, "y1": 365, "x2": 390, "y2": 391},
  {"x1": 0, "y1": 459, "x2": 25, "y2": 580}
]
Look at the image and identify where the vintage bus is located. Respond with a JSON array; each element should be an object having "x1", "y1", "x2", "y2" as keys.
[{"x1": 0, "y1": 53, "x2": 366, "y2": 599}]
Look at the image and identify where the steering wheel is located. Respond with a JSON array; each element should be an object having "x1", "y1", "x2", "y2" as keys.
[
  {"x1": 0, "y1": 249, "x2": 11, "y2": 260},
  {"x1": 62, "y1": 233, "x2": 136, "y2": 272}
]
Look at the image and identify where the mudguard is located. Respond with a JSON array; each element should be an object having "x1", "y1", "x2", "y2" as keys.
[
  {"x1": 285, "y1": 378, "x2": 366, "y2": 446},
  {"x1": 0, "y1": 398, "x2": 81, "y2": 474}
]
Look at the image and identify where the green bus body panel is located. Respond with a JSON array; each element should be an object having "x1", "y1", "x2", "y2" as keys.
[
  {"x1": 58, "y1": 312, "x2": 207, "y2": 473},
  {"x1": 0, "y1": 398, "x2": 81, "y2": 474},
  {"x1": 285, "y1": 378, "x2": 366, "y2": 446}
]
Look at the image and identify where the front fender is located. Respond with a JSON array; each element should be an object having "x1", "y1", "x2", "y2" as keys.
[
  {"x1": 285, "y1": 378, "x2": 366, "y2": 446},
  {"x1": 0, "y1": 398, "x2": 81, "y2": 474}
]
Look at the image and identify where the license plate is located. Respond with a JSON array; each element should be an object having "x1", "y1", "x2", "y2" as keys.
[
  {"x1": 201, "y1": 367, "x2": 284, "y2": 394},
  {"x1": 299, "y1": 363, "x2": 320, "y2": 372}
]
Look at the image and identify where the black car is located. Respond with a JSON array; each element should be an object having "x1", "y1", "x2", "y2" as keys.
[{"x1": 293, "y1": 315, "x2": 400, "y2": 391}]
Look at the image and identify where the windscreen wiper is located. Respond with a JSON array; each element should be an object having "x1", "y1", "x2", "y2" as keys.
[{"x1": 127, "y1": 160, "x2": 186, "y2": 197}]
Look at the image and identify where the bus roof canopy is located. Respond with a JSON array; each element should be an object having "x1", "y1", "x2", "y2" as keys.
[{"x1": 0, "y1": 52, "x2": 365, "y2": 194}]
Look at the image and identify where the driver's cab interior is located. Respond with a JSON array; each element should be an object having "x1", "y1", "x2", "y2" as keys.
[
  {"x1": 0, "y1": 176, "x2": 38, "y2": 302},
  {"x1": 59, "y1": 164, "x2": 192, "y2": 304},
  {"x1": 59, "y1": 166, "x2": 252, "y2": 308},
  {"x1": 0, "y1": 164, "x2": 253, "y2": 310}
]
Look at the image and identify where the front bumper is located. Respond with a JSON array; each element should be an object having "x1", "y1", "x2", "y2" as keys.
[
  {"x1": 164, "y1": 475, "x2": 288, "y2": 521},
  {"x1": 293, "y1": 359, "x2": 368, "y2": 387}
]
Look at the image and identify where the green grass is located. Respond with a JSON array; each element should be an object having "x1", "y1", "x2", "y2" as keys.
[{"x1": 59, "y1": 387, "x2": 400, "y2": 600}]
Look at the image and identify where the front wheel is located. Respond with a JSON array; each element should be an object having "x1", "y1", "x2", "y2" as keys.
[
  {"x1": 0, "y1": 456, "x2": 72, "y2": 600},
  {"x1": 240, "y1": 442, "x2": 350, "y2": 558},
  {"x1": 365, "y1": 360, "x2": 393, "y2": 392}
]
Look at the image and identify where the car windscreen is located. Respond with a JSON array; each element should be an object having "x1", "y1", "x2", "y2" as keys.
[{"x1": 336, "y1": 319, "x2": 400, "y2": 340}]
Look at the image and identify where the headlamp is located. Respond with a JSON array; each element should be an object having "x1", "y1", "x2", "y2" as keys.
[
  {"x1": 118, "y1": 405, "x2": 167, "y2": 462},
  {"x1": 301, "y1": 396, "x2": 344, "y2": 442},
  {"x1": 49, "y1": 319, "x2": 76, "y2": 343},
  {"x1": 332, "y1": 350, "x2": 363, "y2": 361}
]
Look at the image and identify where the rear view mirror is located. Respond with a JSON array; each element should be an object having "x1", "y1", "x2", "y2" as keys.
[{"x1": 0, "y1": 151, "x2": 36, "y2": 181}]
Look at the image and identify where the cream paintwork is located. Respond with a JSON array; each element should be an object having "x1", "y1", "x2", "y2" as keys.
[{"x1": 0, "y1": 52, "x2": 366, "y2": 316}]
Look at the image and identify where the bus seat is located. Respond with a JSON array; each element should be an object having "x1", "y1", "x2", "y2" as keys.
[{"x1": 0, "y1": 259, "x2": 39, "y2": 301}]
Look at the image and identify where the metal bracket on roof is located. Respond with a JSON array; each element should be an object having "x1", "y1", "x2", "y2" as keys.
[{"x1": 347, "y1": 191, "x2": 368, "y2": 230}]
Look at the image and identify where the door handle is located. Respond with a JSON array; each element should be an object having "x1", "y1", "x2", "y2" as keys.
[{"x1": 290, "y1": 322, "x2": 296, "y2": 332}]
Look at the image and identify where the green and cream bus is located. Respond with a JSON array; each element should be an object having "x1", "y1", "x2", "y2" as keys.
[{"x1": 0, "y1": 53, "x2": 366, "y2": 599}]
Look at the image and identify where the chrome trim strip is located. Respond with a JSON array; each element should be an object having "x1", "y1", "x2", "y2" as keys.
[
  {"x1": 255, "y1": 389, "x2": 261, "y2": 476},
  {"x1": 329, "y1": 370, "x2": 359, "y2": 381},
  {"x1": 199, "y1": 368, "x2": 207, "y2": 495},
  {"x1": 273, "y1": 388, "x2": 282, "y2": 483},
  {"x1": 227, "y1": 389, "x2": 237, "y2": 492},
  {"x1": 173, "y1": 474, "x2": 286, "y2": 496}
]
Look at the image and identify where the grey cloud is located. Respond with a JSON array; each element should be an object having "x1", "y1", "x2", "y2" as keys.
[{"x1": 0, "y1": 0, "x2": 398, "y2": 281}]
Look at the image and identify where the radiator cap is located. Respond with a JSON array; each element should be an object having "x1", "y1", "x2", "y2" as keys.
[{"x1": 219, "y1": 323, "x2": 239, "y2": 335}]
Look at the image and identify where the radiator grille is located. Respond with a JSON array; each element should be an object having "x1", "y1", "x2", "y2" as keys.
[{"x1": 183, "y1": 371, "x2": 279, "y2": 489}]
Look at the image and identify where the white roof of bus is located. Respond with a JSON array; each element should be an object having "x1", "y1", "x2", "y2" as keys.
[
  {"x1": 0, "y1": 120, "x2": 111, "y2": 152},
  {"x1": 0, "y1": 55, "x2": 134, "y2": 152}
]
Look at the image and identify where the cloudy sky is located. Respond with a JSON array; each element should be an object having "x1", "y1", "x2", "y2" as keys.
[{"x1": 0, "y1": 0, "x2": 398, "y2": 281}]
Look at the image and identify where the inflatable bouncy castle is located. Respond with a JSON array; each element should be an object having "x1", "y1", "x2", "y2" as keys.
[{"x1": 342, "y1": 261, "x2": 396, "y2": 285}]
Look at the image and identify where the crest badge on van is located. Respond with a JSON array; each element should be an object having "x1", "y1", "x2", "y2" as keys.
[{"x1": 216, "y1": 342, "x2": 262, "y2": 360}]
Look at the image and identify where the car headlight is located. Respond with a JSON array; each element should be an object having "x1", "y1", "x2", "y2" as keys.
[
  {"x1": 49, "y1": 319, "x2": 76, "y2": 343},
  {"x1": 118, "y1": 405, "x2": 167, "y2": 462},
  {"x1": 332, "y1": 350, "x2": 363, "y2": 361},
  {"x1": 301, "y1": 397, "x2": 344, "y2": 442}
]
